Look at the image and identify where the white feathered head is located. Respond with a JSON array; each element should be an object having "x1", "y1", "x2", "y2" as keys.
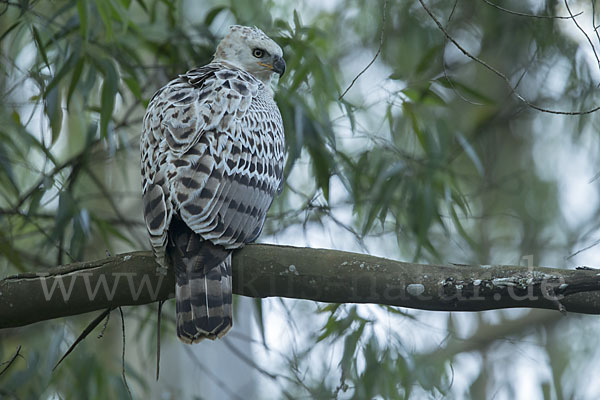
[{"x1": 213, "y1": 25, "x2": 285, "y2": 84}]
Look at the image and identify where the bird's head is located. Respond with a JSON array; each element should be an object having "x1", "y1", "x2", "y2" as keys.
[{"x1": 213, "y1": 25, "x2": 285, "y2": 85}]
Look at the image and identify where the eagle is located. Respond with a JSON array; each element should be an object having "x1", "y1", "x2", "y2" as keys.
[{"x1": 140, "y1": 25, "x2": 286, "y2": 343}]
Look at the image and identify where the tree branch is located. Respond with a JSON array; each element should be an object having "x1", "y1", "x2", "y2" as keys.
[
  {"x1": 2, "y1": 244, "x2": 600, "y2": 329},
  {"x1": 418, "y1": 0, "x2": 600, "y2": 115}
]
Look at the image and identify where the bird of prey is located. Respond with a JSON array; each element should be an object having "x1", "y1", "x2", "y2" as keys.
[{"x1": 140, "y1": 25, "x2": 286, "y2": 343}]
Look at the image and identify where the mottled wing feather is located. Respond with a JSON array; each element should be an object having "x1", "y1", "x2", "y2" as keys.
[
  {"x1": 141, "y1": 62, "x2": 285, "y2": 260},
  {"x1": 141, "y1": 62, "x2": 285, "y2": 342},
  {"x1": 170, "y1": 66, "x2": 284, "y2": 249},
  {"x1": 142, "y1": 183, "x2": 171, "y2": 265}
]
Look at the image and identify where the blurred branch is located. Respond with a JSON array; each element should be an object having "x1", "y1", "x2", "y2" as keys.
[
  {"x1": 338, "y1": 0, "x2": 387, "y2": 100},
  {"x1": 480, "y1": 0, "x2": 582, "y2": 19},
  {"x1": 592, "y1": 0, "x2": 600, "y2": 53},
  {"x1": 419, "y1": 309, "x2": 563, "y2": 363},
  {"x1": 0, "y1": 345, "x2": 22, "y2": 376},
  {"x1": 564, "y1": 0, "x2": 600, "y2": 76},
  {"x1": 2, "y1": 244, "x2": 600, "y2": 329},
  {"x1": 0, "y1": 209, "x2": 144, "y2": 227},
  {"x1": 418, "y1": 0, "x2": 600, "y2": 115},
  {"x1": 12, "y1": 156, "x2": 75, "y2": 210},
  {"x1": 0, "y1": 0, "x2": 25, "y2": 8}
]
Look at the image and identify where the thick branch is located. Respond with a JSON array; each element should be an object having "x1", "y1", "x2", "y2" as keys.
[{"x1": 2, "y1": 244, "x2": 600, "y2": 329}]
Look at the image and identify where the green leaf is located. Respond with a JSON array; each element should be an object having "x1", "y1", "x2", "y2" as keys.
[
  {"x1": 99, "y1": 59, "x2": 119, "y2": 139},
  {"x1": 308, "y1": 144, "x2": 331, "y2": 201},
  {"x1": 108, "y1": 0, "x2": 131, "y2": 34},
  {"x1": 0, "y1": 21, "x2": 22, "y2": 43},
  {"x1": 135, "y1": 0, "x2": 148, "y2": 12},
  {"x1": 27, "y1": 188, "x2": 45, "y2": 215},
  {"x1": 96, "y1": 1, "x2": 114, "y2": 41},
  {"x1": 10, "y1": 110, "x2": 20, "y2": 125},
  {"x1": 66, "y1": 56, "x2": 85, "y2": 109},
  {"x1": 415, "y1": 44, "x2": 442, "y2": 75},
  {"x1": 435, "y1": 76, "x2": 494, "y2": 104},
  {"x1": 53, "y1": 191, "x2": 76, "y2": 241},
  {"x1": 44, "y1": 52, "x2": 77, "y2": 98},
  {"x1": 0, "y1": 231, "x2": 24, "y2": 270},
  {"x1": 449, "y1": 205, "x2": 476, "y2": 248},
  {"x1": 70, "y1": 208, "x2": 91, "y2": 259},
  {"x1": 252, "y1": 298, "x2": 268, "y2": 348},
  {"x1": 0, "y1": 137, "x2": 19, "y2": 195},
  {"x1": 31, "y1": 27, "x2": 49, "y2": 68},
  {"x1": 45, "y1": 86, "x2": 63, "y2": 144},
  {"x1": 76, "y1": 0, "x2": 89, "y2": 40},
  {"x1": 339, "y1": 321, "x2": 366, "y2": 378},
  {"x1": 293, "y1": 9, "x2": 302, "y2": 30},
  {"x1": 317, "y1": 306, "x2": 367, "y2": 342},
  {"x1": 402, "y1": 102, "x2": 426, "y2": 149},
  {"x1": 455, "y1": 133, "x2": 484, "y2": 175},
  {"x1": 422, "y1": 88, "x2": 446, "y2": 106},
  {"x1": 401, "y1": 87, "x2": 421, "y2": 102},
  {"x1": 123, "y1": 76, "x2": 141, "y2": 101}
]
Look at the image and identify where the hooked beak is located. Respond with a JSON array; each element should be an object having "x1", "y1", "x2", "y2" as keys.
[{"x1": 272, "y1": 55, "x2": 286, "y2": 77}]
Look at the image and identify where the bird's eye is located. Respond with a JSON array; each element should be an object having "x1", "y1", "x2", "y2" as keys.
[{"x1": 252, "y1": 48, "x2": 265, "y2": 58}]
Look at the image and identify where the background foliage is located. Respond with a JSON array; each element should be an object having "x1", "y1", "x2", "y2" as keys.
[{"x1": 1, "y1": 0, "x2": 600, "y2": 398}]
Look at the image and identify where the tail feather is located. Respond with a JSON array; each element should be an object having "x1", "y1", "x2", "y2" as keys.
[
  {"x1": 168, "y1": 218, "x2": 233, "y2": 343},
  {"x1": 221, "y1": 258, "x2": 233, "y2": 335}
]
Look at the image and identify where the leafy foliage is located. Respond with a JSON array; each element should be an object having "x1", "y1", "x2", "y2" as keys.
[{"x1": 1, "y1": 0, "x2": 600, "y2": 398}]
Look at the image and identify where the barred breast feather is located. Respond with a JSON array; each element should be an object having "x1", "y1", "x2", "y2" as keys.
[{"x1": 140, "y1": 63, "x2": 286, "y2": 342}]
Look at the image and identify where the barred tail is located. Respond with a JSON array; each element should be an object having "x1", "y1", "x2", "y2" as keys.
[
  {"x1": 175, "y1": 256, "x2": 232, "y2": 343},
  {"x1": 168, "y1": 218, "x2": 233, "y2": 343}
]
